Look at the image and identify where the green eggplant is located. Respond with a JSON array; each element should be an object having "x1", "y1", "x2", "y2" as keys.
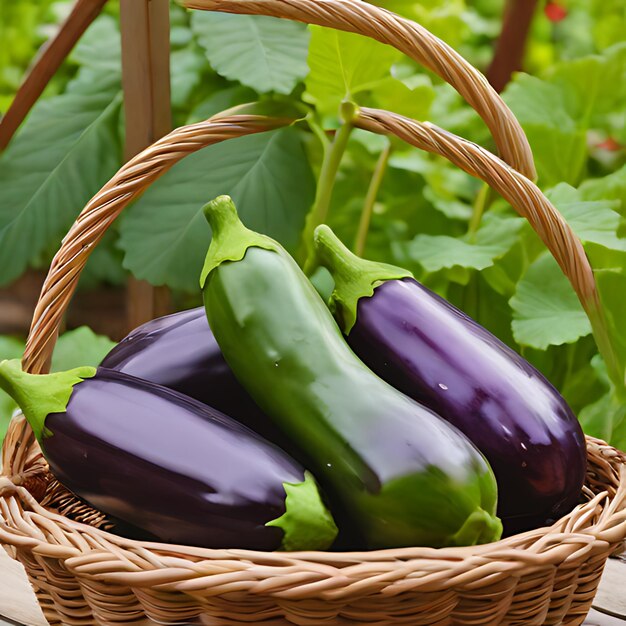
[{"x1": 200, "y1": 196, "x2": 502, "y2": 550}]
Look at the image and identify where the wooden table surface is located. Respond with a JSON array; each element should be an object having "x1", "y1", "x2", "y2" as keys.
[{"x1": 1, "y1": 547, "x2": 624, "y2": 625}]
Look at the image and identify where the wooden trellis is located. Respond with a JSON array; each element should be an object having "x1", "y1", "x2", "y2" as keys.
[{"x1": 0, "y1": 0, "x2": 173, "y2": 334}]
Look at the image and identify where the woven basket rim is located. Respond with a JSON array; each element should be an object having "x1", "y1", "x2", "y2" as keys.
[{"x1": 2, "y1": 417, "x2": 625, "y2": 572}]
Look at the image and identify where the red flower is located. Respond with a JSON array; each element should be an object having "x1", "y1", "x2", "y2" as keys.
[
  {"x1": 544, "y1": 2, "x2": 568, "y2": 22},
  {"x1": 597, "y1": 137, "x2": 622, "y2": 152}
]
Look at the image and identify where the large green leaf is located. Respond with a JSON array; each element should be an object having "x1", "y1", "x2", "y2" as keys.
[
  {"x1": 304, "y1": 26, "x2": 400, "y2": 117},
  {"x1": 371, "y1": 77, "x2": 435, "y2": 122},
  {"x1": 550, "y1": 43, "x2": 626, "y2": 120},
  {"x1": 0, "y1": 67, "x2": 123, "y2": 286},
  {"x1": 578, "y1": 355, "x2": 626, "y2": 445},
  {"x1": 595, "y1": 269, "x2": 626, "y2": 385},
  {"x1": 70, "y1": 15, "x2": 121, "y2": 70},
  {"x1": 502, "y1": 73, "x2": 586, "y2": 185},
  {"x1": 548, "y1": 184, "x2": 626, "y2": 251},
  {"x1": 510, "y1": 252, "x2": 592, "y2": 350},
  {"x1": 187, "y1": 85, "x2": 257, "y2": 125},
  {"x1": 504, "y1": 76, "x2": 576, "y2": 130},
  {"x1": 50, "y1": 327, "x2": 116, "y2": 372},
  {"x1": 171, "y1": 44, "x2": 210, "y2": 109},
  {"x1": 191, "y1": 13, "x2": 310, "y2": 94},
  {"x1": 503, "y1": 45, "x2": 626, "y2": 186},
  {"x1": 119, "y1": 128, "x2": 315, "y2": 292},
  {"x1": 580, "y1": 164, "x2": 626, "y2": 215},
  {"x1": 402, "y1": 214, "x2": 524, "y2": 273}
]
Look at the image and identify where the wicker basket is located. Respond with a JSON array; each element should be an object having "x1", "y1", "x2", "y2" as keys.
[{"x1": 2, "y1": 1, "x2": 626, "y2": 624}]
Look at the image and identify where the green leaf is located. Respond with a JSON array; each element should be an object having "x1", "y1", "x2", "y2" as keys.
[
  {"x1": 525, "y1": 126, "x2": 587, "y2": 187},
  {"x1": 51, "y1": 327, "x2": 116, "y2": 373},
  {"x1": 595, "y1": 270, "x2": 626, "y2": 385},
  {"x1": 304, "y1": 26, "x2": 400, "y2": 117},
  {"x1": 503, "y1": 46, "x2": 626, "y2": 186},
  {"x1": 580, "y1": 164, "x2": 626, "y2": 215},
  {"x1": 191, "y1": 13, "x2": 310, "y2": 94},
  {"x1": 579, "y1": 389, "x2": 626, "y2": 447},
  {"x1": 70, "y1": 15, "x2": 121, "y2": 71},
  {"x1": 403, "y1": 214, "x2": 524, "y2": 273},
  {"x1": 0, "y1": 67, "x2": 123, "y2": 286},
  {"x1": 187, "y1": 85, "x2": 257, "y2": 124},
  {"x1": 579, "y1": 391, "x2": 613, "y2": 442},
  {"x1": 370, "y1": 0, "x2": 470, "y2": 49},
  {"x1": 548, "y1": 183, "x2": 626, "y2": 251},
  {"x1": 550, "y1": 43, "x2": 626, "y2": 119},
  {"x1": 422, "y1": 165, "x2": 480, "y2": 221},
  {"x1": 171, "y1": 44, "x2": 209, "y2": 109},
  {"x1": 561, "y1": 355, "x2": 608, "y2": 416},
  {"x1": 504, "y1": 76, "x2": 576, "y2": 131},
  {"x1": 510, "y1": 252, "x2": 592, "y2": 350},
  {"x1": 371, "y1": 77, "x2": 435, "y2": 122},
  {"x1": 119, "y1": 128, "x2": 315, "y2": 292},
  {"x1": 503, "y1": 76, "x2": 583, "y2": 186}
]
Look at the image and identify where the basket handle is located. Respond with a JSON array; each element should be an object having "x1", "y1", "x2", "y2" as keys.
[
  {"x1": 184, "y1": 0, "x2": 536, "y2": 181},
  {"x1": 22, "y1": 108, "x2": 602, "y2": 376},
  {"x1": 21, "y1": 114, "x2": 291, "y2": 375},
  {"x1": 355, "y1": 108, "x2": 595, "y2": 304}
]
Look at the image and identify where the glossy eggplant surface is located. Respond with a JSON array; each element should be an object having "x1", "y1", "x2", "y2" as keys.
[
  {"x1": 314, "y1": 225, "x2": 587, "y2": 534},
  {"x1": 201, "y1": 196, "x2": 502, "y2": 550},
  {"x1": 100, "y1": 307, "x2": 277, "y2": 440},
  {"x1": 0, "y1": 361, "x2": 337, "y2": 551}
]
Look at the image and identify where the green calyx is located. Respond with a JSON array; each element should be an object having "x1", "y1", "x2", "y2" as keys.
[
  {"x1": 313, "y1": 225, "x2": 412, "y2": 333},
  {"x1": 447, "y1": 508, "x2": 503, "y2": 547},
  {"x1": 0, "y1": 359, "x2": 95, "y2": 443},
  {"x1": 266, "y1": 471, "x2": 338, "y2": 551},
  {"x1": 200, "y1": 195, "x2": 280, "y2": 289}
]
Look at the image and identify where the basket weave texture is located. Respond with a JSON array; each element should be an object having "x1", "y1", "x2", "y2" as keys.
[{"x1": 1, "y1": 1, "x2": 626, "y2": 624}]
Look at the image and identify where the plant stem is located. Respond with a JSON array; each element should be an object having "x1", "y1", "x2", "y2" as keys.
[
  {"x1": 467, "y1": 183, "x2": 491, "y2": 240},
  {"x1": 354, "y1": 141, "x2": 392, "y2": 257},
  {"x1": 301, "y1": 121, "x2": 353, "y2": 274},
  {"x1": 305, "y1": 113, "x2": 330, "y2": 154}
]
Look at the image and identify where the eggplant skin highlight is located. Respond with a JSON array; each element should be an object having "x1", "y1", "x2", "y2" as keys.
[{"x1": 100, "y1": 307, "x2": 279, "y2": 442}]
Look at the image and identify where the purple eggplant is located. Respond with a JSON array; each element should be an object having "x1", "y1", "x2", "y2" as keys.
[
  {"x1": 314, "y1": 225, "x2": 587, "y2": 534},
  {"x1": 100, "y1": 307, "x2": 282, "y2": 441},
  {"x1": 0, "y1": 360, "x2": 337, "y2": 550}
]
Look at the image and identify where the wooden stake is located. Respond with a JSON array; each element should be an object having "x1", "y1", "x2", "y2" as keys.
[
  {"x1": 0, "y1": 0, "x2": 108, "y2": 151},
  {"x1": 120, "y1": 0, "x2": 172, "y2": 331},
  {"x1": 486, "y1": 0, "x2": 538, "y2": 93}
]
